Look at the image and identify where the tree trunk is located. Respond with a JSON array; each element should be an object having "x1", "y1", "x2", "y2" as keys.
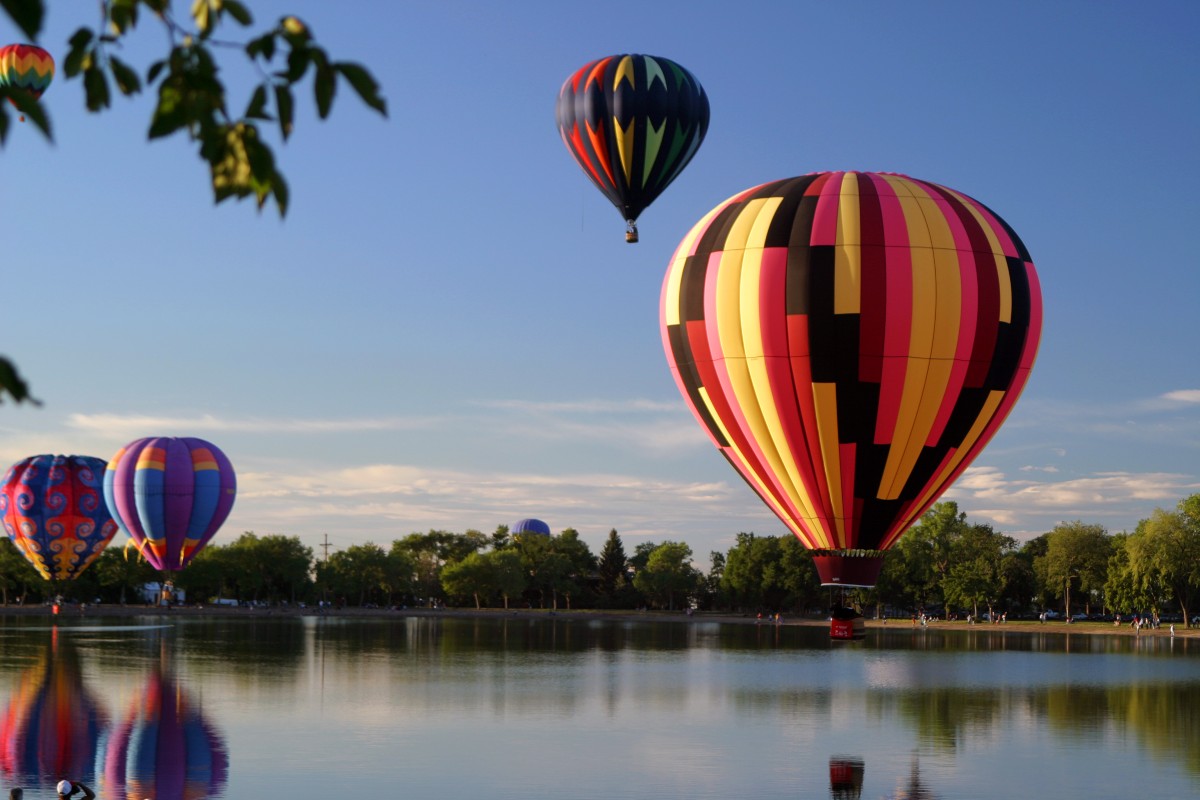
[{"x1": 473, "y1": 592, "x2": 481, "y2": 610}]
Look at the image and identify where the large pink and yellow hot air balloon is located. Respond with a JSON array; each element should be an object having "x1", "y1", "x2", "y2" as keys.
[
  {"x1": 661, "y1": 172, "x2": 1042, "y2": 589},
  {"x1": 103, "y1": 437, "x2": 236, "y2": 572}
]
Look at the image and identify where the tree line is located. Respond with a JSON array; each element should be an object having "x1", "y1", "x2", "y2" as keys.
[{"x1": 2, "y1": 494, "x2": 1197, "y2": 626}]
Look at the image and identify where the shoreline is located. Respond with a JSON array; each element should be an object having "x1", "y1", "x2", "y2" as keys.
[{"x1": 0, "y1": 602, "x2": 1192, "y2": 638}]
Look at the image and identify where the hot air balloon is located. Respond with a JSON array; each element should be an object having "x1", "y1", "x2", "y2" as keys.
[
  {"x1": 0, "y1": 43, "x2": 54, "y2": 121},
  {"x1": 102, "y1": 437, "x2": 236, "y2": 572},
  {"x1": 511, "y1": 518, "x2": 551, "y2": 537},
  {"x1": 661, "y1": 172, "x2": 1042, "y2": 594},
  {"x1": 0, "y1": 455, "x2": 119, "y2": 582},
  {"x1": 556, "y1": 53, "x2": 709, "y2": 243}
]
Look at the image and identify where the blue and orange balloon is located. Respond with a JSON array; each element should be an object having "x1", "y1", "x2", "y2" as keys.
[
  {"x1": 103, "y1": 437, "x2": 237, "y2": 572},
  {"x1": 0, "y1": 43, "x2": 54, "y2": 120},
  {"x1": 0, "y1": 454, "x2": 119, "y2": 581}
]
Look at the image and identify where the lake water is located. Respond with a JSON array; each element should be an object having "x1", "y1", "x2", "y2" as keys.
[{"x1": 0, "y1": 614, "x2": 1196, "y2": 800}]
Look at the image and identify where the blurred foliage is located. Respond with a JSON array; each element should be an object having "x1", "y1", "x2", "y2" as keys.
[{"x1": 0, "y1": 0, "x2": 387, "y2": 404}]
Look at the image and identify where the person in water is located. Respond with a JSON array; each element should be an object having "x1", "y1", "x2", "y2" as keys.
[{"x1": 56, "y1": 780, "x2": 95, "y2": 799}]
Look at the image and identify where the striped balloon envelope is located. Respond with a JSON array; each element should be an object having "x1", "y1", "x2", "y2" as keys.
[
  {"x1": 511, "y1": 518, "x2": 551, "y2": 537},
  {"x1": 0, "y1": 43, "x2": 54, "y2": 119},
  {"x1": 103, "y1": 437, "x2": 236, "y2": 572},
  {"x1": 661, "y1": 172, "x2": 1042, "y2": 586},
  {"x1": 556, "y1": 53, "x2": 709, "y2": 242}
]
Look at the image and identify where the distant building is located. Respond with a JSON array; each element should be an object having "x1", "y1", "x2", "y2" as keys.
[{"x1": 139, "y1": 582, "x2": 185, "y2": 606}]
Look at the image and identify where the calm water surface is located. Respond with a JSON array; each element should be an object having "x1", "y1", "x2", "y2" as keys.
[{"x1": 0, "y1": 615, "x2": 1196, "y2": 800}]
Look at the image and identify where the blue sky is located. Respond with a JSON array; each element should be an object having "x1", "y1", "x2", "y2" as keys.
[{"x1": 0, "y1": 1, "x2": 1196, "y2": 566}]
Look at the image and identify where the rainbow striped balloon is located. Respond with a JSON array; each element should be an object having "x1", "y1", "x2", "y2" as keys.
[
  {"x1": 103, "y1": 437, "x2": 237, "y2": 571},
  {"x1": 0, "y1": 43, "x2": 54, "y2": 100}
]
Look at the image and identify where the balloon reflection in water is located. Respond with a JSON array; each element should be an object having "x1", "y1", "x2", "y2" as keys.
[
  {"x1": 0, "y1": 638, "x2": 107, "y2": 784},
  {"x1": 100, "y1": 666, "x2": 228, "y2": 800}
]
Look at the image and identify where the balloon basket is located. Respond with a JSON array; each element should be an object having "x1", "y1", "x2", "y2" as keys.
[{"x1": 830, "y1": 615, "x2": 864, "y2": 640}]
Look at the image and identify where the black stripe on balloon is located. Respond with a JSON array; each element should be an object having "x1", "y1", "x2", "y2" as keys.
[{"x1": 984, "y1": 255, "x2": 1033, "y2": 390}]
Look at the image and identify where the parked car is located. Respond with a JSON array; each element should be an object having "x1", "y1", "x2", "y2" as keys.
[
  {"x1": 1043, "y1": 610, "x2": 1061, "y2": 620},
  {"x1": 1070, "y1": 613, "x2": 1089, "y2": 622}
]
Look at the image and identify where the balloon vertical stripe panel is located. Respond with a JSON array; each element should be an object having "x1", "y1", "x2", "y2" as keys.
[
  {"x1": 661, "y1": 173, "x2": 1041, "y2": 559},
  {"x1": 104, "y1": 437, "x2": 236, "y2": 571}
]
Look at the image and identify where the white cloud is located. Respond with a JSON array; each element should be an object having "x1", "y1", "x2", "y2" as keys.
[
  {"x1": 1161, "y1": 389, "x2": 1200, "y2": 405},
  {"x1": 66, "y1": 412, "x2": 441, "y2": 435}
]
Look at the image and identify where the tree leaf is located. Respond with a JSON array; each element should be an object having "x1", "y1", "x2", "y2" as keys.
[
  {"x1": 223, "y1": 0, "x2": 253, "y2": 26},
  {"x1": 0, "y1": 356, "x2": 39, "y2": 405},
  {"x1": 11, "y1": 91, "x2": 51, "y2": 137},
  {"x1": 335, "y1": 62, "x2": 387, "y2": 116},
  {"x1": 147, "y1": 59, "x2": 167, "y2": 84},
  {"x1": 245, "y1": 84, "x2": 271, "y2": 120},
  {"x1": 191, "y1": 0, "x2": 212, "y2": 37},
  {"x1": 273, "y1": 84, "x2": 293, "y2": 140},
  {"x1": 283, "y1": 46, "x2": 309, "y2": 82},
  {"x1": 314, "y1": 60, "x2": 335, "y2": 119},
  {"x1": 83, "y1": 65, "x2": 112, "y2": 112},
  {"x1": 109, "y1": 55, "x2": 142, "y2": 96},
  {"x1": 109, "y1": 0, "x2": 138, "y2": 34},
  {"x1": 63, "y1": 28, "x2": 94, "y2": 78},
  {"x1": 148, "y1": 80, "x2": 187, "y2": 139},
  {"x1": 245, "y1": 32, "x2": 275, "y2": 61},
  {"x1": 0, "y1": 0, "x2": 43, "y2": 41}
]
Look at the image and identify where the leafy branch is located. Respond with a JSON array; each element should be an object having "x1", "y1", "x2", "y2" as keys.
[
  {"x1": 3, "y1": 0, "x2": 387, "y2": 216},
  {"x1": 0, "y1": 0, "x2": 387, "y2": 405}
]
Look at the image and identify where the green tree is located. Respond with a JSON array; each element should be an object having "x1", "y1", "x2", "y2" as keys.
[
  {"x1": 0, "y1": 0, "x2": 387, "y2": 404},
  {"x1": 490, "y1": 549, "x2": 526, "y2": 610},
  {"x1": 942, "y1": 524, "x2": 1016, "y2": 620},
  {"x1": 701, "y1": 550, "x2": 726, "y2": 611},
  {"x1": 1036, "y1": 521, "x2": 1111, "y2": 618},
  {"x1": 1127, "y1": 496, "x2": 1200, "y2": 626},
  {"x1": 596, "y1": 528, "x2": 628, "y2": 604},
  {"x1": 888, "y1": 502, "x2": 968, "y2": 612},
  {"x1": 1104, "y1": 533, "x2": 1149, "y2": 615},
  {"x1": 632, "y1": 541, "x2": 698, "y2": 611},
  {"x1": 440, "y1": 552, "x2": 496, "y2": 609},
  {"x1": 490, "y1": 524, "x2": 511, "y2": 551},
  {"x1": 88, "y1": 546, "x2": 160, "y2": 604},
  {"x1": 319, "y1": 542, "x2": 389, "y2": 606},
  {"x1": 0, "y1": 537, "x2": 43, "y2": 604},
  {"x1": 393, "y1": 530, "x2": 486, "y2": 605},
  {"x1": 172, "y1": 543, "x2": 236, "y2": 603}
]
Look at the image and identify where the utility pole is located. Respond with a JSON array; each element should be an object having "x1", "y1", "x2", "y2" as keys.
[{"x1": 321, "y1": 533, "x2": 331, "y2": 562}]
